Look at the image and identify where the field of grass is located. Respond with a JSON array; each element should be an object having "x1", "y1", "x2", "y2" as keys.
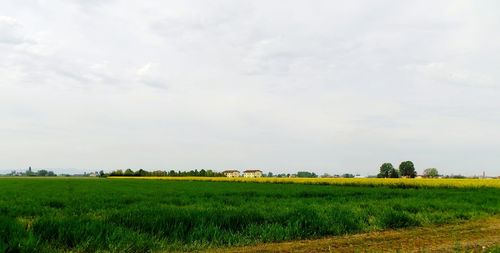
[{"x1": 0, "y1": 178, "x2": 499, "y2": 252}]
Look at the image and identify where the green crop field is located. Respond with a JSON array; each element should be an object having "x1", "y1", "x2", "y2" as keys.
[{"x1": 0, "y1": 178, "x2": 499, "y2": 252}]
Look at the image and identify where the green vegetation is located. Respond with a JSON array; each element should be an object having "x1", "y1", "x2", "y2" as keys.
[
  {"x1": 109, "y1": 168, "x2": 224, "y2": 177},
  {"x1": 377, "y1": 162, "x2": 399, "y2": 178},
  {"x1": 377, "y1": 161, "x2": 418, "y2": 178},
  {"x1": 5, "y1": 167, "x2": 56, "y2": 177},
  {"x1": 424, "y1": 168, "x2": 440, "y2": 178},
  {"x1": 295, "y1": 171, "x2": 318, "y2": 178},
  {"x1": 399, "y1": 161, "x2": 417, "y2": 178},
  {"x1": 0, "y1": 178, "x2": 499, "y2": 252}
]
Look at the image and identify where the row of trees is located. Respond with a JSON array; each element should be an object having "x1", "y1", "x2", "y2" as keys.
[
  {"x1": 296, "y1": 171, "x2": 318, "y2": 178},
  {"x1": 266, "y1": 172, "x2": 355, "y2": 178},
  {"x1": 109, "y1": 170, "x2": 322, "y2": 178},
  {"x1": 377, "y1": 161, "x2": 417, "y2": 178},
  {"x1": 31, "y1": 169, "x2": 57, "y2": 176},
  {"x1": 107, "y1": 170, "x2": 349, "y2": 178},
  {"x1": 7, "y1": 168, "x2": 56, "y2": 177},
  {"x1": 377, "y1": 161, "x2": 440, "y2": 178},
  {"x1": 108, "y1": 169, "x2": 224, "y2": 177}
]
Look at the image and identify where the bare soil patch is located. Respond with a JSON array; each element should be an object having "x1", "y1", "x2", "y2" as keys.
[{"x1": 214, "y1": 217, "x2": 500, "y2": 252}]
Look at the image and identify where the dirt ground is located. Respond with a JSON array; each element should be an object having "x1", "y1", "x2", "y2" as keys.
[{"x1": 213, "y1": 217, "x2": 500, "y2": 252}]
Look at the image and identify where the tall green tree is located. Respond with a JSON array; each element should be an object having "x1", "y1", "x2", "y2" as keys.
[
  {"x1": 423, "y1": 168, "x2": 439, "y2": 178},
  {"x1": 199, "y1": 169, "x2": 207, "y2": 177},
  {"x1": 399, "y1": 161, "x2": 417, "y2": 178},
  {"x1": 377, "y1": 163, "x2": 394, "y2": 178},
  {"x1": 388, "y1": 168, "x2": 400, "y2": 178}
]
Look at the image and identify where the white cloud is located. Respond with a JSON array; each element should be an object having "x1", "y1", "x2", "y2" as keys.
[
  {"x1": 136, "y1": 63, "x2": 153, "y2": 77},
  {"x1": 0, "y1": 1, "x2": 499, "y2": 175},
  {"x1": 402, "y1": 62, "x2": 495, "y2": 88},
  {"x1": 135, "y1": 62, "x2": 168, "y2": 89},
  {"x1": 0, "y1": 16, "x2": 32, "y2": 44}
]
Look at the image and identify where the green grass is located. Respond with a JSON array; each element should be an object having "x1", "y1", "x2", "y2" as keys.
[{"x1": 0, "y1": 178, "x2": 499, "y2": 252}]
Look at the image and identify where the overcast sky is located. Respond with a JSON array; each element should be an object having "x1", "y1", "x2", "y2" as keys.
[{"x1": 1, "y1": 0, "x2": 499, "y2": 176}]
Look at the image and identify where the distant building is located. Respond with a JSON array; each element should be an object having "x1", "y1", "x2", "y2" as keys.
[
  {"x1": 223, "y1": 170, "x2": 240, "y2": 177},
  {"x1": 243, "y1": 170, "x2": 263, "y2": 178}
]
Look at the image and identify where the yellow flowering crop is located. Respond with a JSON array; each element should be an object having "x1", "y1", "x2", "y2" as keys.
[{"x1": 109, "y1": 176, "x2": 500, "y2": 188}]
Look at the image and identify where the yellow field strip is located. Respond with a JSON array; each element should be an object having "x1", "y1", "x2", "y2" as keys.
[{"x1": 108, "y1": 176, "x2": 500, "y2": 188}]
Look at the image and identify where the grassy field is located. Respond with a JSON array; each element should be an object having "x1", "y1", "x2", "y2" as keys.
[{"x1": 0, "y1": 178, "x2": 499, "y2": 252}]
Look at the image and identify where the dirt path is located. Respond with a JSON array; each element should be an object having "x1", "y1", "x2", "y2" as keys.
[{"x1": 213, "y1": 217, "x2": 500, "y2": 252}]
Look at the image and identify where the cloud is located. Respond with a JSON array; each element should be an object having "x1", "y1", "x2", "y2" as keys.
[
  {"x1": 0, "y1": 16, "x2": 33, "y2": 45},
  {"x1": 0, "y1": 1, "x2": 499, "y2": 175},
  {"x1": 402, "y1": 62, "x2": 495, "y2": 88},
  {"x1": 136, "y1": 63, "x2": 153, "y2": 77},
  {"x1": 67, "y1": 0, "x2": 115, "y2": 10},
  {"x1": 136, "y1": 63, "x2": 168, "y2": 89}
]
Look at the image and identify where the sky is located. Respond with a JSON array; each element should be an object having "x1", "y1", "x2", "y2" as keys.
[{"x1": 1, "y1": 0, "x2": 499, "y2": 176}]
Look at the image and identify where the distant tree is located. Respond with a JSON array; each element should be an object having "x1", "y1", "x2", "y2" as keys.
[
  {"x1": 342, "y1": 173, "x2": 355, "y2": 178},
  {"x1": 388, "y1": 168, "x2": 400, "y2": 178},
  {"x1": 423, "y1": 168, "x2": 439, "y2": 178},
  {"x1": 444, "y1": 174, "x2": 466, "y2": 179},
  {"x1": 151, "y1": 170, "x2": 165, "y2": 176},
  {"x1": 124, "y1": 169, "x2": 134, "y2": 176},
  {"x1": 110, "y1": 169, "x2": 123, "y2": 176},
  {"x1": 267, "y1": 172, "x2": 273, "y2": 177},
  {"x1": 399, "y1": 161, "x2": 417, "y2": 178},
  {"x1": 377, "y1": 163, "x2": 394, "y2": 178},
  {"x1": 99, "y1": 170, "x2": 105, "y2": 177},
  {"x1": 37, "y1": 170, "x2": 49, "y2": 176},
  {"x1": 296, "y1": 171, "x2": 318, "y2": 178},
  {"x1": 134, "y1": 169, "x2": 148, "y2": 176}
]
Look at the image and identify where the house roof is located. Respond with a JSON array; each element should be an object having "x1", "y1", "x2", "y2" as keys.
[
  {"x1": 223, "y1": 170, "x2": 239, "y2": 173},
  {"x1": 244, "y1": 170, "x2": 262, "y2": 173}
]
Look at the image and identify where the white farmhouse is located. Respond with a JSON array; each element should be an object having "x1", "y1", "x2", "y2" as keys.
[
  {"x1": 243, "y1": 170, "x2": 263, "y2": 178},
  {"x1": 223, "y1": 170, "x2": 240, "y2": 177}
]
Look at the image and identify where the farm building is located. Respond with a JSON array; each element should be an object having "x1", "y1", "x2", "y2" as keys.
[
  {"x1": 223, "y1": 170, "x2": 240, "y2": 177},
  {"x1": 243, "y1": 170, "x2": 263, "y2": 178}
]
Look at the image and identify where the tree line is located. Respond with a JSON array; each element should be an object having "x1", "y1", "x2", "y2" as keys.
[
  {"x1": 377, "y1": 161, "x2": 439, "y2": 178},
  {"x1": 108, "y1": 169, "x2": 225, "y2": 177},
  {"x1": 7, "y1": 168, "x2": 56, "y2": 177}
]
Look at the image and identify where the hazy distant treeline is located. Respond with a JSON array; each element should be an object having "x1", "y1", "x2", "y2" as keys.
[
  {"x1": 108, "y1": 169, "x2": 225, "y2": 177},
  {"x1": 7, "y1": 169, "x2": 56, "y2": 177}
]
